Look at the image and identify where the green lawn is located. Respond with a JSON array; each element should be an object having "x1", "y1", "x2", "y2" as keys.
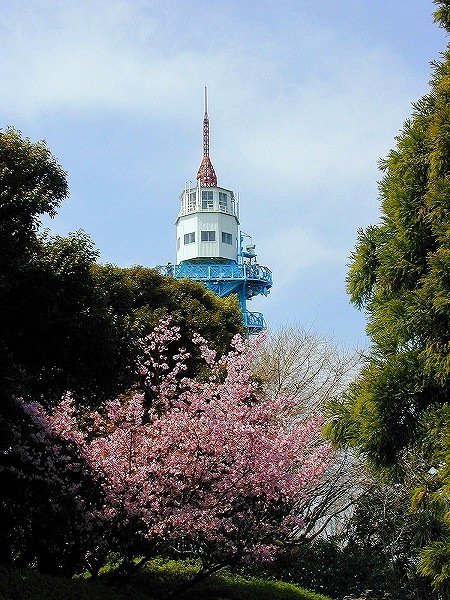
[{"x1": 0, "y1": 558, "x2": 332, "y2": 600}]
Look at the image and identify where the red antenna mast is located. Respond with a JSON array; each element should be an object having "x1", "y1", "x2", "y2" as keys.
[{"x1": 197, "y1": 87, "x2": 217, "y2": 187}]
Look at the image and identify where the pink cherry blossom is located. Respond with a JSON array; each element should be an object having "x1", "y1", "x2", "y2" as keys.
[{"x1": 19, "y1": 316, "x2": 333, "y2": 577}]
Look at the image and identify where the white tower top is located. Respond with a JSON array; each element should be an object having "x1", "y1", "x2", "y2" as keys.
[
  {"x1": 176, "y1": 89, "x2": 239, "y2": 264},
  {"x1": 176, "y1": 184, "x2": 239, "y2": 264}
]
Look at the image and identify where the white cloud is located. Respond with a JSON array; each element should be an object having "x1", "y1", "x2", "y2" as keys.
[{"x1": 0, "y1": 0, "x2": 423, "y2": 132}]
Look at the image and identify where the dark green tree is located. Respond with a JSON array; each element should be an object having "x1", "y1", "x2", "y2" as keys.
[
  {"x1": 326, "y1": 1, "x2": 450, "y2": 467},
  {"x1": 0, "y1": 128, "x2": 68, "y2": 396},
  {"x1": 0, "y1": 128, "x2": 244, "y2": 573},
  {"x1": 0, "y1": 129, "x2": 244, "y2": 407},
  {"x1": 0, "y1": 127, "x2": 68, "y2": 268},
  {"x1": 92, "y1": 263, "x2": 244, "y2": 376},
  {"x1": 325, "y1": 2, "x2": 450, "y2": 594}
]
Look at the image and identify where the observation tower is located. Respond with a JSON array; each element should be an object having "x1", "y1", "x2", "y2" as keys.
[{"x1": 166, "y1": 89, "x2": 272, "y2": 333}]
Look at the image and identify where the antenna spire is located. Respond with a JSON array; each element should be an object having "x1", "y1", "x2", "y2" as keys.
[{"x1": 197, "y1": 86, "x2": 217, "y2": 187}]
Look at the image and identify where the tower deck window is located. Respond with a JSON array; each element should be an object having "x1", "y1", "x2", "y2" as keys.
[
  {"x1": 201, "y1": 230, "x2": 216, "y2": 242},
  {"x1": 184, "y1": 232, "x2": 195, "y2": 244},
  {"x1": 222, "y1": 232, "x2": 233, "y2": 245},
  {"x1": 202, "y1": 191, "x2": 214, "y2": 209},
  {"x1": 219, "y1": 192, "x2": 228, "y2": 211},
  {"x1": 188, "y1": 192, "x2": 197, "y2": 212}
]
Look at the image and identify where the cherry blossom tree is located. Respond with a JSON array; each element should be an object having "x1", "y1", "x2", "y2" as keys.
[{"x1": 17, "y1": 317, "x2": 332, "y2": 587}]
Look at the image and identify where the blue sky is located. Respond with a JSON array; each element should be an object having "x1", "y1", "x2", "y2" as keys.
[{"x1": 1, "y1": 0, "x2": 447, "y2": 349}]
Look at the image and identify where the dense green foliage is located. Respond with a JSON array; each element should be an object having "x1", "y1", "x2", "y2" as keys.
[
  {"x1": 0, "y1": 128, "x2": 244, "y2": 581},
  {"x1": 0, "y1": 127, "x2": 68, "y2": 268},
  {"x1": 91, "y1": 262, "x2": 244, "y2": 398},
  {"x1": 0, "y1": 559, "x2": 331, "y2": 600},
  {"x1": 325, "y1": 2, "x2": 450, "y2": 595},
  {"x1": 0, "y1": 128, "x2": 243, "y2": 406},
  {"x1": 2, "y1": 234, "x2": 243, "y2": 406},
  {"x1": 247, "y1": 477, "x2": 440, "y2": 600},
  {"x1": 1, "y1": 127, "x2": 69, "y2": 400},
  {"x1": 327, "y1": 55, "x2": 450, "y2": 465},
  {"x1": 252, "y1": 540, "x2": 406, "y2": 600}
]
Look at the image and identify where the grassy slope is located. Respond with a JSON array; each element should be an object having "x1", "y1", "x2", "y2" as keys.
[{"x1": 0, "y1": 559, "x2": 332, "y2": 600}]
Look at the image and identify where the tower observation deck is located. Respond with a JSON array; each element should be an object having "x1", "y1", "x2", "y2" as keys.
[{"x1": 162, "y1": 89, "x2": 272, "y2": 334}]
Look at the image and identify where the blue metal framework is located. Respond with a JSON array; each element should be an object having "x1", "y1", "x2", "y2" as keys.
[
  {"x1": 174, "y1": 261, "x2": 272, "y2": 295},
  {"x1": 157, "y1": 256, "x2": 272, "y2": 332},
  {"x1": 170, "y1": 245, "x2": 272, "y2": 333},
  {"x1": 158, "y1": 235, "x2": 272, "y2": 334}
]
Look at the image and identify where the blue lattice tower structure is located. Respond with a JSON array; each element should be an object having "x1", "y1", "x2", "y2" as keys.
[{"x1": 167, "y1": 89, "x2": 272, "y2": 334}]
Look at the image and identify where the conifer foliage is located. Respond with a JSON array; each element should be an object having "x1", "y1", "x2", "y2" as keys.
[
  {"x1": 326, "y1": 1, "x2": 450, "y2": 593},
  {"x1": 327, "y1": 3, "x2": 450, "y2": 464}
]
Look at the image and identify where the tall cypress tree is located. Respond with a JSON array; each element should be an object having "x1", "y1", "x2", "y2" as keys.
[
  {"x1": 326, "y1": 3, "x2": 450, "y2": 592},
  {"x1": 328, "y1": 2, "x2": 450, "y2": 466}
]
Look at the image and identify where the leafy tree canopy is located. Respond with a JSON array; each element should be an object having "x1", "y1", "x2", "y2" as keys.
[
  {"x1": 0, "y1": 129, "x2": 245, "y2": 587},
  {"x1": 434, "y1": 0, "x2": 450, "y2": 32},
  {"x1": 0, "y1": 127, "x2": 68, "y2": 268},
  {"x1": 326, "y1": 20, "x2": 450, "y2": 469},
  {"x1": 0, "y1": 129, "x2": 244, "y2": 408}
]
